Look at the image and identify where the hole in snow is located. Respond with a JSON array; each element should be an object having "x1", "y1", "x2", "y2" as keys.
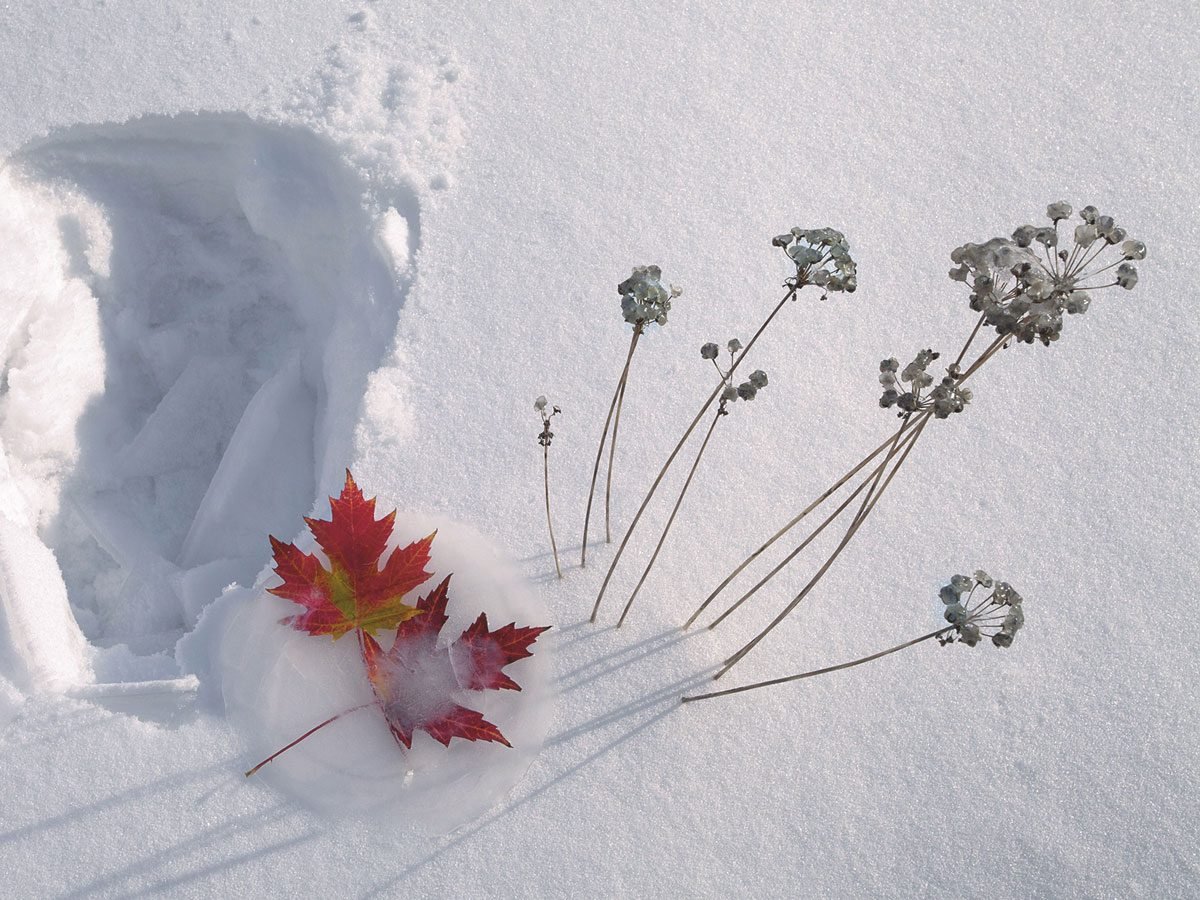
[{"x1": 0, "y1": 112, "x2": 417, "y2": 672}]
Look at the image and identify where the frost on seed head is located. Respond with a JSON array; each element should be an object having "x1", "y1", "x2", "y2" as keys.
[
  {"x1": 938, "y1": 571, "x2": 1025, "y2": 648},
  {"x1": 706, "y1": 340, "x2": 769, "y2": 413},
  {"x1": 877, "y1": 350, "x2": 970, "y2": 419},
  {"x1": 774, "y1": 226, "x2": 857, "y2": 294},
  {"x1": 948, "y1": 202, "x2": 1146, "y2": 347},
  {"x1": 619, "y1": 265, "x2": 679, "y2": 327}
]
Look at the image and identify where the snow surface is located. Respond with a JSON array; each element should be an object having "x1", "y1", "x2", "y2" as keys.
[{"x1": 1, "y1": 0, "x2": 1198, "y2": 896}]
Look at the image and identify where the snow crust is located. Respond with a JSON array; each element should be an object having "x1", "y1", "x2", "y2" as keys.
[{"x1": 0, "y1": 1, "x2": 1197, "y2": 896}]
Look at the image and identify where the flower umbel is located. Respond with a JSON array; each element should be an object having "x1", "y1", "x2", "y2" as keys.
[
  {"x1": 704, "y1": 338, "x2": 770, "y2": 413},
  {"x1": 619, "y1": 265, "x2": 682, "y2": 326},
  {"x1": 949, "y1": 202, "x2": 1145, "y2": 346},
  {"x1": 878, "y1": 351, "x2": 971, "y2": 419},
  {"x1": 938, "y1": 570, "x2": 1025, "y2": 648},
  {"x1": 773, "y1": 227, "x2": 857, "y2": 294}
]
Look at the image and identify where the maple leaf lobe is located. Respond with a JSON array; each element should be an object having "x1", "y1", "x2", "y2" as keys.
[
  {"x1": 267, "y1": 470, "x2": 434, "y2": 638},
  {"x1": 453, "y1": 613, "x2": 551, "y2": 692},
  {"x1": 362, "y1": 575, "x2": 549, "y2": 749}
]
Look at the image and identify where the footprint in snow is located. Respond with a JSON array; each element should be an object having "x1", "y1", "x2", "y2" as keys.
[{"x1": 0, "y1": 112, "x2": 418, "y2": 693}]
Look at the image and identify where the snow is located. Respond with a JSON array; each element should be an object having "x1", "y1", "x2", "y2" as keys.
[{"x1": 1, "y1": 0, "x2": 1198, "y2": 896}]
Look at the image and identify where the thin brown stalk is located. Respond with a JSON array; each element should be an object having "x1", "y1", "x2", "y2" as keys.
[
  {"x1": 617, "y1": 409, "x2": 723, "y2": 628},
  {"x1": 590, "y1": 285, "x2": 798, "y2": 622},
  {"x1": 698, "y1": 326, "x2": 1007, "y2": 638},
  {"x1": 604, "y1": 366, "x2": 629, "y2": 544},
  {"x1": 544, "y1": 443, "x2": 561, "y2": 579},
  {"x1": 716, "y1": 414, "x2": 932, "y2": 679},
  {"x1": 685, "y1": 416, "x2": 920, "y2": 629},
  {"x1": 705, "y1": 415, "x2": 925, "y2": 630},
  {"x1": 244, "y1": 703, "x2": 373, "y2": 777},
  {"x1": 681, "y1": 626, "x2": 952, "y2": 702},
  {"x1": 582, "y1": 325, "x2": 642, "y2": 567},
  {"x1": 951, "y1": 313, "x2": 987, "y2": 373}
]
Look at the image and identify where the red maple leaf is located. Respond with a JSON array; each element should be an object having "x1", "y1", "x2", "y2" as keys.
[
  {"x1": 361, "y1": 575, "x2": 550, "y2": 749},
  {"x1": 268, "y1": 470, "x2": 435, "y2": 639}
]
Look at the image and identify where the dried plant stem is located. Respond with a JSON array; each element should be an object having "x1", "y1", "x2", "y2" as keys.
[
  {"x1": 716, "y1": 413, "x2": 932, "y2": 679},
  {"x1": 590, "y1": 285, "x2": 798, "y2": 621},
  {"x1": 697, "y1": 328, "x2": 1009, "y2": 654},
  {"x1": 684, "y1": 416, "x2": 921, "y2": 629},
  {"x1": 681, "y1": 626, "x2": 953, "y2": 702},
  {"x1": 244, "y1": 703, "x2": 373, "y2": 777},
  {"x1": 951, "y1": 312, "x2": 987, "y2": 373},
  {"x1": 616, "y1": 409, "x2": 723, "y2": 628},
  {"x1": 704, "y1": 416, "x2": 925, "y2": 630},
  {"x1": 604, "y1": 368, "x2": 629, "y2": 544},
  {"x1": 582, "y1": 325, "x2": 642, "y2": 567},
  {"x1": 544, "y1": 443, "x2": 561, "y2": 579}
]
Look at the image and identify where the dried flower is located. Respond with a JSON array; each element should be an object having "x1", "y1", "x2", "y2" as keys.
[
  {"x1": 948, "y1": 202, "x2": 1146, "y2": 346},
  {"x1": 938, "y1": 572, "x2": 1025, "y2": 648},
  {"x1": 619, "y1": 265, "x2": 679, "y2": 326},
  {"x1": 776, "y1": 227, "x2": 858, "y2": 293}
]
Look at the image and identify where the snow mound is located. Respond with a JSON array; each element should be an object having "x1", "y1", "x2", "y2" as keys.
[
  {"x1": 182, "y1": 513, "x2": 553, "y2": 831},
  {"x1": 0, "y1": 113, "x2": 417, "y2": 690}
]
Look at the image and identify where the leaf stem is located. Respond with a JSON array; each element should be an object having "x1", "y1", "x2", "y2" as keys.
[
  {"x1": 617, "y1": 409, "x2": 723, "y2": 628},
  {"x1": 244, "y1": 703, "x2": 373, "y2": 777},
  {"x1": 681, "y1": 626, "x2": 953, "y2": 702},
  {"x1": 591, "y1": 285, "x2": 798, "y2": 621},
  {"x1": 582, "y1": 326, "x2": 642, "y2": 567}
]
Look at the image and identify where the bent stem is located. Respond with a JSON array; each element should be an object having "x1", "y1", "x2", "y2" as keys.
[
  {"x1": 705, "y1": 415, "x2": 925, "y2": 630},
  {"x1": 703, "y1": 325, "x2": 1011, "y2": 671},
  {"x1": 544, "y1": 443, "x2": 562, "y2": 579},
  {"x1": 591, "y1": 285, "x2": 798, "y2": 621},
  {"x1": 716, "y1": 413, "x2": 932, "y2": 680},
  {"x1": 244, "y1": 702, "x2": 373, "y2": 777},
  {"x1": 617, "y1": 409, "x2": 723, "y2": 628},
  {"x1": 686, "y1": 415, "x2": 921, "y2": 629},
  {"x1": 681, "y1": 626, "x2": 952, "y2": 702},
  {"x1": 582, "y1": 325, "x2": 642, "y2": 567}
]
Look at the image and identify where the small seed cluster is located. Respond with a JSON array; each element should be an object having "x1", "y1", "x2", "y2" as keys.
[
  {"x1": 938, "y1": 571, "x2": 1025, "y2": 648},
  {"x1": 878, "y1": 351, "x2": 971, "y2": 418},
  {"x1": 619, "y1": 265, "x2": 683, "y2": 326},
  {"x1": 771, "y1": 227, "x2": 858, "y2": 293}
]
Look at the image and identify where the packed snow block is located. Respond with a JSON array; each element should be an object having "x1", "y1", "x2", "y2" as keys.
[
  {"x1": 70, "y1": 488, "x2": 175, "y2": 570},
  {"x1": 174, "y1": 556, "x2": 247, "y2": 627},
  {"x1": 119, "y1": 355, "x2": 249, "y2": 479},
  {"x1": 181, "y1": 356, "x2": 316, "y2": 577},
  {"x1": 0, "y1": 278, "x2": 105, "y2": 469},
  {"x1": 0, "y1": 513, "x2": 90, "y2": 692},
  {"x1": 103, "y1": 556, "x2": 185, "y2": 647}
]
